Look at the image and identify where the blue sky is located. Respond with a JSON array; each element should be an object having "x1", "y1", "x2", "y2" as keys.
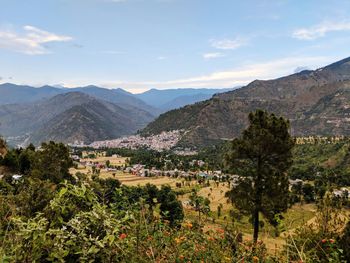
[{"x1": 1, "y1": 0, "x2": 350, "y2": 93}]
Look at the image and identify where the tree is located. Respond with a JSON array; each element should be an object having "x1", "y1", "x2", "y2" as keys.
[
  {"x1": 3, "y1": 149, "x2": 19, "y2": 171},
  {"x1": 31, "y1": 141, "x2": 73, "y2": 184},
  {"x1": 225, "y1": 110, "x2": 294, "y2": 243},
  {"x1": 143, "y1": 183, "x2": 158, "y2": 217},
  {"x1": 0, "y1": 136, "x2": 7, "y2": 158},
  {"x1": 189, "y1": 189, "x2": 210, "y2": 223},
  {"x1": 302, "y1": 183, "x2": 315, "y2": 203},
  {"x1": 158, "y1": 185, "x2": 184, "y2": 227},
  {"x1": 217, "y1": 203, "x2": 223, "y2": 218},
  {"x1": 18, "y1": 145, "x2": 36, "y2": 174}
]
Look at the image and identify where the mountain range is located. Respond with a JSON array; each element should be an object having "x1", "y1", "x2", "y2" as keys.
[
  {"x1": 0, "y1": 83, "x2": 230, "y2": 146},
  {"x1": 3, "y1": 56, "x2": 350, "y2": 148},
  {"x1": 135, "y1": 88, "x2": 233, "y2": 111},
  {"x1": 142, "y1": 57, "x2": 350, "y2": 148}
]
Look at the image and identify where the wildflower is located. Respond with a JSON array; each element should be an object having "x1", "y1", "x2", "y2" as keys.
[
  {"x1": 179, "y1": 255, "x2": 185, "y2": 261},
  {"x1": 321, "y1": 239, "x2": 327, "y2": 243},
  {"x1": 119, "y1": 233, "x2": 127, "y2": 239},
  {"x1": 175, "y1": 237, "x2": 182, "y2": 244},
  {"x1": 207, "y1": 236, "x2": 215, "y2": 241},
  {"x1": 329, "y1": 239, "x2": 335, "y2": 243},
  {"x1": 147, "y1": 236, "x2": 153, "y2": 241},
  {"x1": 217, "y1": 228, "x2": 225, "y2": 234},
  {"x1": 253, "y1": 256, "x2": 259, "y2": 262},
  {"x1": 185, "y1": 222, "x2": 193, "y2": 229}
]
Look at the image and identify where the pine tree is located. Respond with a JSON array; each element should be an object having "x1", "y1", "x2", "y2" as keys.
[{"x1": 225, "y1": 110, "x2": 294, "y2": 243}]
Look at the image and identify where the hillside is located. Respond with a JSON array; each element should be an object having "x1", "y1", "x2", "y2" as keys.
[
  {"x1": 69, "y1": 85, "x2": 160, "y2": 115},
  {"x1": 141, "y1": 57, "x2": 350, "y2": 147},
  {"x1": 0, "y1": 92, "x2": 154, "y2": 146},
  {"x1": 30, "y1": 99, "x2": 148, "y2": 144},
  {"x1": 135, "y1": 88, "x2": 233, "y2": 111}
]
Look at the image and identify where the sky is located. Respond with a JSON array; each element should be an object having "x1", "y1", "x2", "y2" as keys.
[{"x1": 1, "y1": 0, "x2": 350, "y2": 93}]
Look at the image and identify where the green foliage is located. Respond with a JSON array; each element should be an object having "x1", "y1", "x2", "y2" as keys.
[
  {"x1": 339, "y1": 220, "x2": 350, "y2": 261},
  {"x1": 1, "y1": 134, "x2": 349, "y2": 262},
  {"x1": 2, "y1": 150, "x2": 19, "y2": 171},
  {"x1": 289, "y1": 140, "x2": 350, "y2": 186},
  {"x1": 302, "y1": 183, "x2": 316, "y2": 203},
  {"x1": 15, "y1": 177, "x2": 56, "y2": 218},
  {"x1": 158, "y1": 185, "x2": 184, "y2": 227},
  {"x1": 225, "y1": 110, "x2": 294, "y2": 242},
  {"x1": 31, "y1": 141, "x2": 73, "y2": 184},
  {"x1": 285, "y1": 194, "x2": 347, "y2": 262},
  {"x1": 189, "y1": 189, "x2": 211, "y2": 222},
  {"x1": 0, "y1": 181, "x2": 237, "y2": 262}
]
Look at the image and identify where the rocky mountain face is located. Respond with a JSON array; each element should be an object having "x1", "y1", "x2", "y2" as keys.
[
  {"x1": 0, "y1": 92, "x2": 154, "y2": 146},
  {"x1": 141, "y1": 57, "x2": 350, "y2": 147}
]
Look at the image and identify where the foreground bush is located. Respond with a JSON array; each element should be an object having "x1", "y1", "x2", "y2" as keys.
[{"x1": 0, "y1": 182, "x2": 229, "y2": 262}]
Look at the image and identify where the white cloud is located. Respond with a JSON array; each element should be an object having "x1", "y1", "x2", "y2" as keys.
[
  {"x1": 14, "y1": 56, "x2": 335, "y2": 93},
  {"x1": 210, "y1": 37, "x2": 247, "y2": 50},
  {"x1": 157, "y1": 56, "x2": 167, "y2": 60},
  {"x1": 202, "y1": 52, "x2": 225, "y2": 59},
  {"x1": 0, "y1": 25, "x2": 72, "y2": 55},
  {"x1": 293, "y1": 21, "x2": 350, "y2": 40},
  {"x1": 93, "y1": 56, "x2": 333, "y2": 92}
]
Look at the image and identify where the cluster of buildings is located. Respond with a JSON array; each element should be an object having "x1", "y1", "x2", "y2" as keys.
[
  {"x1": 295, "y1": 136, "x2": 348, "y2": 145},
  {"x1": 88, "y1": 130, "x2": 183, "y2": 151},
  {"x1": 126, "y1": 163, "x2": 224, "y2": 179}
]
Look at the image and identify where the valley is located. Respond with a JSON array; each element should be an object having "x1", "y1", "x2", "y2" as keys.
[{"x1": 2, "y1": 1, "x2": 350, "y2": 261}]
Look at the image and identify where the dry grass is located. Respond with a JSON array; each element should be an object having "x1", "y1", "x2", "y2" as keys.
[
  {"x1": 68, "y1": 167, "x2": 319, "y2": 254},
  {"x1": 81, "y1": 156, "x2": 128, "y2": 166},
  {"x1": 70, "y1": 166, "x2": 181, "y2": 187},
  {"x1": 105, "y1": 172, "x2": 181, "y2": 187}
]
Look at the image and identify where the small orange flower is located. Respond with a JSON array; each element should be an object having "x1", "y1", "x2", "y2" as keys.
[
  {"x1": 175, "y1": 237, "x2": 182, "y2": 244},
  {"x1": 253, "y1": 256, "x2": 259, "y2": 262},
  {"x1": 179, "y1": 255, "x2": 185, "y2": 260},
  {"x1": 119, "y1": 233, "x2": 127, "y2": 239},
  {"x1": 321, "y1": 239, "x2": 327, "y2": 243},
  {"x1": 216, "y1": 228, "x2": 225, "y2": 234},
  {"x1": 147, "y1": 236, "x2": 153, "y2": 241},
  {"x1": 207, "y1": 236, "x2": 215, "y2": 241},
  {"x1": 185, "y1": 222, "x2": 193, "y2": 229},
  {"x1": 329, "y1": 239, "x2": 335, "y2": 243}
]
